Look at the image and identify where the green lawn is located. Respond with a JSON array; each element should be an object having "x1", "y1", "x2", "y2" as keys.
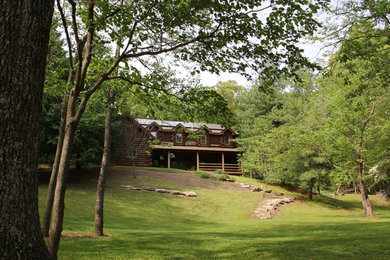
[{"x1": 39, "y1": 167, "x2": 390, "y2": 259}]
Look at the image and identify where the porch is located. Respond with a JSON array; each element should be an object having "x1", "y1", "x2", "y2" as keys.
[{"x1": 151, "y1": 145, "x2": 243, "y2": 175}]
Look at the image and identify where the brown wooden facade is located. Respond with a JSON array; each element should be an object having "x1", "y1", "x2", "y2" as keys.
[{"x1": 111, "y1": 117, "x2": 243, "y2": 175}]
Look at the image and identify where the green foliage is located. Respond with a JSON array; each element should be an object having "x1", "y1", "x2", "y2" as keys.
[
  {"x1": 215, "y1": 80, "x2": 245, "y2": 125},
  {"x1": 215, "y1": 174, "x2": 229, "y2": 181},
  {"x1": 237, "y1": 70, "x2": 333, "y2": 198},
  {"x1": 215, "y1": 169, "x2": 222, "y2": 175},
  {"x1": 125, "y1": 84, "x2": 235, "y2": 126},
  {"x1": 366, "y1": 160, "x2": 390, "y2": 193},
  {"x1": 199, "y1": 172, "x2": 211, "y2": 179}
]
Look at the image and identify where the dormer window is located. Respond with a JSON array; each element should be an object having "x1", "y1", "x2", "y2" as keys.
[
  {"x1": 224, "y1": 135, "x2": 230, "y2": 145},
  {"x1": 199, "y1": 135, "x2": 206, "y2": 144},
  {"x1": 151, "y1": 131, "x2": 157, "y2": 138},
  {"x1": 176, "y1": 133, "x2": 183, "y2": 143}
]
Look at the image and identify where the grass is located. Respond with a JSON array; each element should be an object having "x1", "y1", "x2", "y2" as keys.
[{"x1": 38, "y1": 167, "x2": 390, "y2": 259}]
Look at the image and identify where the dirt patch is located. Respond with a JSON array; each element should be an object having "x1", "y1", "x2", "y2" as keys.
[
  {"x1": 39, "y1": 166, "x2": 249, "y2": 191},
  {"x1": 110, "y1": 168, "x2": 247, "y2": 191}
]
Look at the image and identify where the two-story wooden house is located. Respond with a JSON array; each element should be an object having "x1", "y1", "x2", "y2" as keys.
[{"x1": 111, "y1": 117, "x2": 243, "y2": 175}]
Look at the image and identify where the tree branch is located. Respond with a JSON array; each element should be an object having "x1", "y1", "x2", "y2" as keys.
[{"x1": 56, "y1": 0, "x2": 74, "y2": 83}]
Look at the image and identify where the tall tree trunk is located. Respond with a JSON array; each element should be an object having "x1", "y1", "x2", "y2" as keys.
[
  {"x1": 0, "y1": 0, "x2": 53, "y2": 258},
  {"x1": 47, "y1": 104, "x2": 78, "y2": 259},
  {"x1": 94, "y1": 89, "x2": 115, "y2": 236},
  {"x1": 358, "y1": 162, "x2": 374, "y2": 216},
  {"x1": 42, "y1": 97, "x2": 68, "y2": 237}
]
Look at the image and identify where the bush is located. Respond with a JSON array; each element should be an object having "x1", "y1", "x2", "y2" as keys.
[
  {"x1": 200, "y1": 172, "x2": 211, "y2": 178},
  {"x1": 196, "y1": 170, "x2": 211, "y2": 178},
  {"x1": 215, "y1": 174, "x2": 229, "y2": 181},
  {"x1": 215, "y1": 169, "x2": 222, "y2": 175}
]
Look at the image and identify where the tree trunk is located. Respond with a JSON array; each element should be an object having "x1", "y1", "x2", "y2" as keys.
[
  {"x1": 47, "y1": 113, "x2": 78, "y2": 259},
  {"x1": 42, "y1": 97, "x2": 68, "y2": 237},
  {"x1": 317, "y1": 182, "x2": 321, "y2": 196},
  {"x1": 358, "y1": 162, "x2": 374, "y2": 216},
  {"x1": 0, "y1": 0, "x2": 53, "y2": 258},
  {"x1": 262, "y1": 182, "x2": 268, "y2": 198},
  {"x1": 94, "y1": 89, "x2": 115, "y2": 236},
  {"x1": 308, "y1": 186, "x2": 313, "y2": 201},
  {"x1": 348, "y1": 173, "x2": 359, "y2": 194},
  {"x1": 308, "y1": 179, "x2": 315, "y2": 201}
]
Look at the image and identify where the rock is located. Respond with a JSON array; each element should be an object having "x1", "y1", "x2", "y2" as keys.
[
  {"x1": 226, "y1": 178, "x2": 235, "y2": 182},
  {"x1": 183, "y1": 191, "x2": 198, "y2": 197},
  {"x1": 155, "y1": 188, "x2": 171, "y2": 193},
  {"x1": 240, "y1": 183, "x2": 252, "y2": 188},
  {"x1": 376, "y1": 190, "x2": 388, "y2": 198},
  {"x1": 272, "y1": 192, "x2": 284, "y2": 196},
  {"x1": 121, "y1": 185, "x2": 197, "y2": 198},
  {"x1": 254, "y1": 195, "x2": 295, "y2": 219},
  {"x1": 264, "y1": 190, "x2": 272, "y2": 193},
  {"x1": 251, "y1": 187, "x2": 262, "y2": 192},
  {"x1": 283, "y1": 195, "x2": 296, "y2": 201},
  {"x1": 170, "y1": 190, "x2": 183, "y2": 195},
  {"x1": 120, "y1": 185, "x2": 132, "y2": 189}
]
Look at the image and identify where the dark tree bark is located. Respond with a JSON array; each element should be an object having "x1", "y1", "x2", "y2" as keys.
[
  {"x1": 42, "y1": 97, "x2": 68, "y2": 237},
  {"x1": 0, "y1": 0, "x2": 54, "y2": 258},
  {"x1": 95, "y1": 89, "x2": 115, "y2": 236}
]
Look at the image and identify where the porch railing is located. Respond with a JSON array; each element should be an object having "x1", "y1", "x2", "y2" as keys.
[{"x1": 198, "y1": 162, "x2": 243, "y2": 175}]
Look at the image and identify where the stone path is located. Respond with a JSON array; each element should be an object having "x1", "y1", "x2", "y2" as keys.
[
  {"x1": 253, "y1": 195, "x2": 295, "y2": 219},
  {"x1": 120, "y1": 185, "x2": 198, "y2": 197}
]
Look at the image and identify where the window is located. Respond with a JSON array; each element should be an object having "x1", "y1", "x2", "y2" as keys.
[
  {"x1": 176, "y1": 133, "x2": 183, "y2": 143},
  {"x1": 151, "y1": 131, "x2": 157, "y2": 138},
  {"x1": 199, "y1": 135, "x2": 206, "y2": 144},
  {"x1": 128, "y1": 145, "x2": 138, "y2": 158},
  {"x1": 224, "y1": 135, "x2": 230, "y2": 145}
]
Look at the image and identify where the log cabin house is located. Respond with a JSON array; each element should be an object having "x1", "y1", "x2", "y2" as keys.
[{"x1": 111, "y1": 117, "x2": 243, "y2": 175}]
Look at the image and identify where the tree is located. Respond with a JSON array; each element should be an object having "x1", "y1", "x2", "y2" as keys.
[
  {"x1": 46, "y1": 0, "x2": 328, "y2": 257},
  {"x1": 215, "y1": 80, "x2": 245, "y2": 124},
  {"x1": 238, "y1": 71, "x2": 331, "y2": 200},
  {"x1": 0, "y1": 0, "x2": 54, "y2": 258},
  {"x1": 318, "y1": 52, "x2": 390, "y2": 216},
  {"x1": 94, "y1": 88, "x2": 115, "y2": 236}
]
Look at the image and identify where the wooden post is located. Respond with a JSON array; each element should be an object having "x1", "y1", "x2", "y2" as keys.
[
  {"x1": 167, "y1": 150, "x2": 171, "y2": 169},
  {"x1": 196, "y1": 152, "x2": 199, "y2": 171},
  {"x1": 222, "y1": 152, "x2": 225, "y2": 173}
]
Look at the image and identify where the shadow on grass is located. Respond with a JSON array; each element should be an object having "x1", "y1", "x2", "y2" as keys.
[
  {"x1": 311, "y1": 195, "x2": 390, "y2": 215},
  {"x1": 59, "y1": 221, "x2": 390, "y2": 259}
]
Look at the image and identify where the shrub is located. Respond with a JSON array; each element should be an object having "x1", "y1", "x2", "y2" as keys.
[
  {"x1": 215, "y1": 174, "x2": 229, "y2": 181},
  {"x1": 200, "y1": 172, "x2": 211, "y2": 178},
  {"x1": 215, "y1": 169, "x2": 222, "y2": 175}
]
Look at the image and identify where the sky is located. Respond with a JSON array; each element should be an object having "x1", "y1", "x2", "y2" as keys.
[{"x1": 199, "y1": 39, "x2": 329, "y2": 88}]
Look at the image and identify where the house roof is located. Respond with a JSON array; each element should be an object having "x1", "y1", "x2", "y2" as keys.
[
  {"x1": 136, "y1": 118, "x2": 225, "y2": 130},
  {"x1": 151, "y1": 145, "x2": 241, "y2": 152}
]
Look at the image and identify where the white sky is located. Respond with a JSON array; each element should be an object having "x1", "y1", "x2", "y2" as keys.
[{"x1": 199, "y1": 40, "x2": 329, "y2": 88}]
